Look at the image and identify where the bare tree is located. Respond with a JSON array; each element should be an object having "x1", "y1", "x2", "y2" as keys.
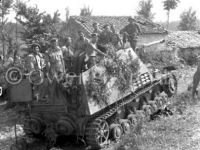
[
  {"x1": 178, "y1": 8, "x2": 197, "y2": 31},
  {"x1": 80, "y1": 6, "x2": 92, "y2": 16},
  {"x1": 137, "y1": 0, "x2": 154, "y2": 21},
  {"x1": 163, "y1": 0, "x2": 180, "y2": 29}
]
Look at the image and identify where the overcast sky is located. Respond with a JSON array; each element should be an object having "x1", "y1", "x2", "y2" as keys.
[{"x1": 8, "y1": 0, "x2": 200, "y2": 22}]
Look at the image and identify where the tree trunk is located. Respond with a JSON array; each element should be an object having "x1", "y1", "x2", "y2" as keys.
[
  {"x1": 167, "y1": 10, "x2": 170, "y2": 29},
  {"x1": 1, "y1": 0, "x2": 5, "y2": 62}
]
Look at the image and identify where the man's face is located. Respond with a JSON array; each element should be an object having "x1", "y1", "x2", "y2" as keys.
[
  {"x1": 51, "y1": 40, "x2": 58, "y2": 48},
  {"x1": 34, "y1": 46, "x2": 40, "y2": 53}
]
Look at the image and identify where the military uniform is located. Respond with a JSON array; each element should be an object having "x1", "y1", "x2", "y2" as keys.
[
  {"x1": 85, "y1": 41, "x2": 98, "y2": 68},
  {"x1": 74, "y1": 37, "x2": 90, "y2": 74},
  {"x1": 120, "y1": 18, "x2": 141, "y2": 51},
  {"x1": 45, "y1": 46, "x2": 65, "y2": 81},
  {"x1": 111, "y1": 33, "x2": 122, "y2": 50},
  {"x1": 98, "y1": 30, "x2": 112, "y2": 46},
  {"x1": 74, "y1": 37, "x2": 90, "y2": 56},
  {"x1": 62, "y1": 46, "x2": 74, "y2": 72},
  {"x1": 25, "y1": 53, "x2": 45, "y2": 71}
]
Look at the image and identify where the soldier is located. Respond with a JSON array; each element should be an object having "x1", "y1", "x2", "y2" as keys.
[
  {"x1": 74, "y1": 31, "x2": 90, "y2": 57},
  {"x1": 25, "y1": 43, "x2": 45, "y2": 72},
  {"x1": 39, "y1": 36, "x2": 50, "y2": 54},
  {"x1": 25, "y1": 43, "x2": 46, "y2": 100},
  {"x1": 45, "y1": 38, "x2": 65, "y2": 82},
  {"x1": 62, "y1": 37, "x2": 74, "y2": 72},
  {"x1": 110, "y1": 24, "x2": 123, "y2": 50},
  {"x1": 92, "y1": 22, "x2": 102, "y2": 35},
  {"x1": 74, "y1": 31, "x2": 90, "y2": 74},
  {"x1": 120, "y1": 16, "x2": 142, "y2": 51},
  {"x1": 85, "y1": 33, "x2": 105, "y2": 68},
  {"x1": 192, "y1": 64, "x2": 200, "y2": 99},
  {"x1": 98, "y1": 24, "x2": 113, "y2": 46}
]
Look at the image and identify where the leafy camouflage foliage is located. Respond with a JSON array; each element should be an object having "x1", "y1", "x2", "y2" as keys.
[{"x1": 87, "y1": 45, "x2": 140, "y2": 106}]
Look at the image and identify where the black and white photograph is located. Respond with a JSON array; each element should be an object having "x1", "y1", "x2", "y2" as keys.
[{"x1": 0, "y1": 0, "x2": 200, "y2": 149}]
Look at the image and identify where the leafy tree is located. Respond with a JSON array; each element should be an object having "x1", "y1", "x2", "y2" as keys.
[
  {"x1": 80, "y1": 6, "x2": 92, "y2": 16},
  {"x1": 14, "y1": 1, "x2": 61, "y2": 44},
  {"x1": 163, "y1": 0, "x2": 180, "y2": 29},
  {"x1": 0, "y1": 0, "x2": 14, "y2": 58},
  {"x1": 137, "y1": 0, "x2": 154, "y2": 21},
  {"x1": 178, "y1": 8, "x2": 197, "y2": 31}
]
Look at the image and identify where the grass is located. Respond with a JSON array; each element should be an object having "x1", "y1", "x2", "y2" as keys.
[{"x1": 117, "y1": 91, "x2": 200, "y2": 150}]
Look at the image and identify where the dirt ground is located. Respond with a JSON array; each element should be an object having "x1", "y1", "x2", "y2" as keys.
[{"x1": 0, "y1": 66, "x2": 199, "y2": 150}]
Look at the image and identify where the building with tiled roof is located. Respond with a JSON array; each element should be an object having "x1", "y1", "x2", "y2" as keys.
[{"x1": 66, "y1": 16, "x2": 168, "y2": 45}]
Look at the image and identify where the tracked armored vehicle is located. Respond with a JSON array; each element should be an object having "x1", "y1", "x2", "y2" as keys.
[{"x1": 7, "y1": 47, "x2": 177, "y2": 149}]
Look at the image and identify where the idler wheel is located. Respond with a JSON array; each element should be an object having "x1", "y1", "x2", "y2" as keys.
[
  {"x1": 110, "y1": 124, "x2": 122, "y2": 141},
  {"x1": 55, "y1": 120, "x2": 74, "y2": 135},
  {"x1": 28, "y1": 118, "x2": 43, "y2": 135},
  {"x1": 120, "y1": 119, "x2": 131, "y2": 134}
]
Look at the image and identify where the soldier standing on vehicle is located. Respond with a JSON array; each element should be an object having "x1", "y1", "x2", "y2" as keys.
[
  {"x1": 62, "y1": 37, "x2": 74, "y2": 72},
  {"x1": 74, "y1": 31, "x2": 90, "y2": 56},
  {"x1": 45, "y1": 38, "x2": 65, "y2": 82},
  {"x1": 25, "y1": 43, "x2": 46, "y2": 100},
  {"x1": 74, "y1": 31, "x2": 90, "y2": 74},
  {"x1": 25, "y1": 43, "x2": 45, "y2": 72},
  {"x1": 120, "y1": 16, "x2": 142, "y2": 51},
  {"x1": 110, "y1": 24, "x2": 123, "y2": 50},
  {"x1": 92, "y1": 22, "x2": 102, "y2": 35},
  {"x1": 85, "y1": 33, "x2": 106, "y2": 68},
  {"x1": 98, "y1": 24, "x2": 113, "y2": 46}
]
